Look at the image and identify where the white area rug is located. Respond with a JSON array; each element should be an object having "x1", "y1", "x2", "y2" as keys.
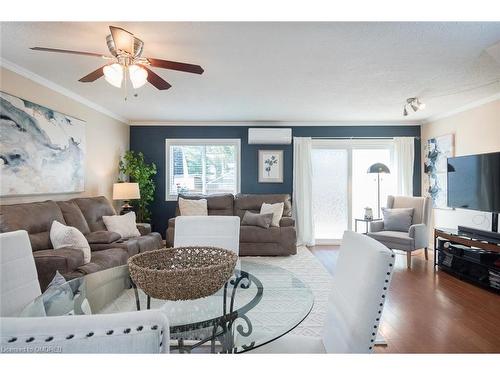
[
  {"x1": 246, "y1": 246, "x2": 333, "y2": 337},
  {"x1": 100, "y1": 246, "x2": 386, "y2": 347},
  {"x1": 248, "y1": 246, "x2": 386, "y2": 345}
]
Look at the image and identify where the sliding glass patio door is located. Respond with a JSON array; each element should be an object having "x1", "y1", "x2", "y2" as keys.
[{"x1": 311, "y1": 139, "x2": 396, "y2": 243}]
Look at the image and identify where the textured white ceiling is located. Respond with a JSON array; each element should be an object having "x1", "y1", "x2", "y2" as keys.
[{"x1": 1, "y1": 22, "x2": 500, "y2": 123}]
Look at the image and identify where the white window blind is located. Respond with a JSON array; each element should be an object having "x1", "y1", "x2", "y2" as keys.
[{"x1": 165, "y1": 139, "x2": 241, "y2": 200}]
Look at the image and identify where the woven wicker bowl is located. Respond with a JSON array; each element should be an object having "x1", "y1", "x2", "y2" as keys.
[{"x1": 128, "y1": 247, "x2": 238, "y2": 301}]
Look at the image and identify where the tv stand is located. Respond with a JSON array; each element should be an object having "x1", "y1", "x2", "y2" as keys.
[{"x1": 434, "y1": 228, "x2": 500, "y2": 294}]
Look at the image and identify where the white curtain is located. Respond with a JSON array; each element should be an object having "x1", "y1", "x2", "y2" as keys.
[
  {"x1": 292, "y1": 137, "x2": 315, "y2": 246},
  {"x1": 394, "y1": 137, "x2": 415, "y2": 196}
]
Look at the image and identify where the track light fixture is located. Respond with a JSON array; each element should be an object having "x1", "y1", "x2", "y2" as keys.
[{"x1": 403, "y1": 97, "x2": 425, "y2": 116}]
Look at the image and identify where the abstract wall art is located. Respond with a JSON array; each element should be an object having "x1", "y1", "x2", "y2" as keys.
[
  {"x1": 424, "y1": 133, "x2": 454, "y2": 208},
  {"x1": 0, "y1": 91, "x2": 86, "y2": 196}
]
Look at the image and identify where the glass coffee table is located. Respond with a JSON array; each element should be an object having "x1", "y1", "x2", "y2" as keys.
[{"x1": 21, "y1": 260, "x2": 314, "y2": 353}]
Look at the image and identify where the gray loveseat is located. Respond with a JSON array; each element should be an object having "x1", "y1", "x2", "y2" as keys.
[{"x1": 166, "y1": 193, "x2": 297, "y2": 256}]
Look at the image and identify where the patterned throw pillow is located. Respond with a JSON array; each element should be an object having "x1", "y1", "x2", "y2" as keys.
[{"x1": 50, "y1": 220, "x2": 91, "y2": 264}]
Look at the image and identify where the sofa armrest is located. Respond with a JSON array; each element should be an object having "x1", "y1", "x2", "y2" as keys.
[
  {"x1": 136, "y1": 223, "x2": 152, "y2": 236},
  {"x1": 409, "y1": 223, "x2": 428, "y2": 249},
  {"x1": 167, "y1": 217, "x2": 176, "y2": 228},
  {"x1": 33, "y1": 248, "x2": 85, "y2": 291},
  {"x1": 369, "y1": 220, "x2": 384, "y2": 233},
  {"x1": 279, "y1": 217, "x2": 295, "y2": 227}
]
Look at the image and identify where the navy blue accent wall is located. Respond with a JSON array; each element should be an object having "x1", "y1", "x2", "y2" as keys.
[{"x1": 130, "y1": 125, "x2": 421, "y2": 237}]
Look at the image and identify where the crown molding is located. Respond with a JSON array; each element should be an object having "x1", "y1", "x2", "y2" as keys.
[
  {"x1": 0, "y1": 58, "x2": 128, "y2": 124},
  {"x1": 423, "y1": 92, "x2": 500, "y2": 124},
  {"x1": 129, "y1": 120, "x2": 421, "y2": 127}
]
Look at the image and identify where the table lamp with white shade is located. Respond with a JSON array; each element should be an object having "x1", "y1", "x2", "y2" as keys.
[
  {"x1": 367, "y1": 163, "x2": 391, "y2": 219},
  {"x1": 113, "y1": 182, "x2": 140, "y2": 215}
]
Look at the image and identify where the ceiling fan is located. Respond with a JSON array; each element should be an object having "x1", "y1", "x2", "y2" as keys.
[{"x1": 30, "y1": 26, "x2": 204, "y2": 91}]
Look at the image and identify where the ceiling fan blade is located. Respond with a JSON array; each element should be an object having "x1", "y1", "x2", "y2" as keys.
[
  {"x1": 147, "y1": 58, "x2": 204, "y2": 75},
  {"x1": 140, "y1": 65, "x2": 172, "y2": 90},
  {"x1": 109, "y1": 26, "x2": 135, "y2": 55},
  {"x1": 30, "y1": 47, "x2": 105, "y2": 58},
  {"x1": 78, "y1": 66, "x2": 105, "y2": 82}
]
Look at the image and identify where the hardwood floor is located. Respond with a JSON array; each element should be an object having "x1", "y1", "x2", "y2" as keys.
[{"x1": 308, "y1": 245, "x2": 500, "y2": 353}]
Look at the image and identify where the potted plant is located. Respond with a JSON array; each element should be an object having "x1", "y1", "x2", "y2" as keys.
[{"x1": 119, "y1": 151, "x2": 157, "y2": 223}]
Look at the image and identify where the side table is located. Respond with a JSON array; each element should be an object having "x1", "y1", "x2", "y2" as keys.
[{"x1": 354, "y1": 218, "x2": 382, "y2": 234}]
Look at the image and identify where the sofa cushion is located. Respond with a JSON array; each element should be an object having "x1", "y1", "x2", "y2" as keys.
[
  {"x1": 56, "y1": 201, "x2": 91, "y2": 234},
  {"x1": 175, "y1": 193, "x2": 234, "y2": 216},
  {"x1": 85, "y1": 231, "x2": 121, "y2": 244},
  {"x1": 0, "y1": 200, "x2": 66, "y2": 251},
  {"x1": 240, "y1": 225, "x2": 283, "y2": 243},
  {"x1": 73, "y1": 248, "x2": 128, "y2": 276},
  {"x1": 234, "y1": 194, "x2": 292, "y2": 220},
  {"x1": 72, "y1": 196, "x2": 116, "y2": 232},
  {"x1": 89, "y1": 237, "x2": 140, "y2": 256},
  {"x1": 367, "y1": 230, "x2": 413, "y2": 247}
]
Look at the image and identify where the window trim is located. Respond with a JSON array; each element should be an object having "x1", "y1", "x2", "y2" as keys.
[{"x1": 165, "y1": 138, "x2": 241, "y2": 201}]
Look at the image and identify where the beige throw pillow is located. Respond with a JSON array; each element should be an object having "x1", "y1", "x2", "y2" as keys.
[
  {"x1": 260, "y1": 202, "x2": 284, "y2": 227},
  {"x1": 102, "y1": 212, "x2": 141, "y2": 239},
  {"x1": 179, "y1": 197, "x2": 208, "y2": 216},
  {"x1": 50, "y1": 220, "x2": 91, "y2": 264}
]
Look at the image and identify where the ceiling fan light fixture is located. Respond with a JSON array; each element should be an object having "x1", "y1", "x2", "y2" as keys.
[
  {"x1": 103, "y1": 63, "x2": 123, "y2": 88},
  {"x1": 416, "y1": 98, "x2": 426, "y2": 110},
  {"x1": 128, "y1": 64, "x2": 148, "y2": 89},
  {"x1": 404, "y1": 97, "x2": 425, "y2": 116}
]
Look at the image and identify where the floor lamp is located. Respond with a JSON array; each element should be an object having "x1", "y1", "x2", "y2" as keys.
[{"x1": 367, "y1": 163, "x2": 391, "y2": 219}]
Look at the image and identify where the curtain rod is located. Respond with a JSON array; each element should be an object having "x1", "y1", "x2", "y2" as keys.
[{"x1": 311, "y1": 136, "x2": 420, "y2": 140}]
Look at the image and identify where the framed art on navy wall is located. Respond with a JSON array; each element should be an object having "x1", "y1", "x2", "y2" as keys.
[{"x1": 258, "y1": 149, "x2": 283, "y2": 183}]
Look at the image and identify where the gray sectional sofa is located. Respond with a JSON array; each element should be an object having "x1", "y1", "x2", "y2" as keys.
[{"x1": 166, "y1": 193, "x2": 297, "y2": 256}]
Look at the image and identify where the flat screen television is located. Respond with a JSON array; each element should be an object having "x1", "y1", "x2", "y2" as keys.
[{"x1": 447, "y1": 151, "x2": 500, "y2": 214}]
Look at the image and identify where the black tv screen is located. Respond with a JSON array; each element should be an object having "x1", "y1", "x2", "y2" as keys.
[{"x1": 447, "y1": 152, "x2": 500, "y2": 213}]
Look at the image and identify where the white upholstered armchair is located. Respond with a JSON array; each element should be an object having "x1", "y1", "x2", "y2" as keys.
[{"x1": 367, "y1": 195, "x2": 431, "y2": 269}]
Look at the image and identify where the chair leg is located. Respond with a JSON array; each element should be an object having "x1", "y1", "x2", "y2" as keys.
[
  {"x1": 407, "y1": 252, "x2": 412, "y2": 269},
  {"x1": 424, "y1": 247, "x2": 428, "y2": 260}
]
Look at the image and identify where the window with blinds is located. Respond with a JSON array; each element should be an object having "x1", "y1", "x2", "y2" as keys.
[{"x1": 165, "y1": 139, "x2": 241, "y2": 200}]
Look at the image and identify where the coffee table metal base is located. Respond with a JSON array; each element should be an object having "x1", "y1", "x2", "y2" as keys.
[{"x1": 131, "y1": 270, "x2": 263, "y2": 353}]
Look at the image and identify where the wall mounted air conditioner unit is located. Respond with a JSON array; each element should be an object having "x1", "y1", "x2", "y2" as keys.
[{"x1": 248, "y1": 128, "x2": 292, "y2": 145}]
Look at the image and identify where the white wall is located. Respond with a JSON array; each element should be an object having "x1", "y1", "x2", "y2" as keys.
[
  {"x1": 0, "y1": 67, "x2": 129, "y2": 205},
  {"x1": 421, "y1": 99, "x2": 500, "y2": 234}
]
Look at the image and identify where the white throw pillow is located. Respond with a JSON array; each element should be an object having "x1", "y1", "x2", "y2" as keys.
[
  {"x1": 50, "y1": 221, "x2": 91, "y2": 264},
  {"x1": 260, "y1": 202, "x2": 284, "y2": 227},
  {"x1": 179, "y1": 197, "x2": 208, "y2": 216},
  {"x1": 102, "y1": 212, "x2": 141, "y2": 239}
]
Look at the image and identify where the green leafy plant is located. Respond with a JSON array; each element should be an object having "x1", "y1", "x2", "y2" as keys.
[{"x1": 118, "y1": 151, "x2": 157, "y2": 223}]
